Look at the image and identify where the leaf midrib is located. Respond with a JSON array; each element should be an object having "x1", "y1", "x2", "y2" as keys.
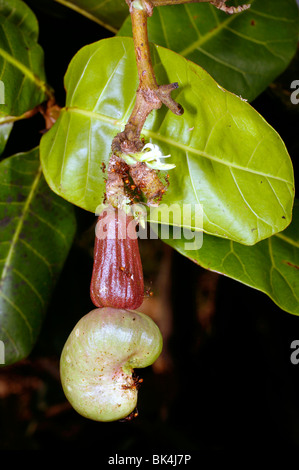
[
  {"x1": 178, "y1": 5, "x2": 239, "y2": 57},
  {"x1": 53, "y1": 0, "x2": 118, "y2": 33},
  {"x1": 0, "y1": 165, "x2": 43, "y2": 285},
  {"x1": 275, "y1": 232, "x2": 299, "y2": 249},
  {"x1": 0, "y1": 45, "x2": 49, "y2": 97},
  {"x1": 174, "y1": 0, "x2": 294, "y2": 59},
  {"x1": 65, "y1": 106, "x2": 292, "y2": 185}
]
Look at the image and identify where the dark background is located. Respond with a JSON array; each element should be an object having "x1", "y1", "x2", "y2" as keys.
[{"x1": 0, "y1": 0, "x2": 299, "y2": 454}]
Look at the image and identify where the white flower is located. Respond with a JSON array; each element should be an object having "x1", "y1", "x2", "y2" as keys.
[{"x1": 122, "y1": 143, "x2": 176, "y2": 171}]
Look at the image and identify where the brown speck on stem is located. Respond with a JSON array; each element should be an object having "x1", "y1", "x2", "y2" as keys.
[
  {"x1": 105, "y1": 154, "x2": 129, "y2": 207},
  {"x1": 129, "y1": 162, "x2": 166, "y2": 206}
]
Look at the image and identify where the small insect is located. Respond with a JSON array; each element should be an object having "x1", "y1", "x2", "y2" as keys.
[
  {"x1": 119, "y1": 408, "x2": 139, "y2": 422},
  {"x1": 133, "y1": 375, "x2": 144, "y2": 390},
  {"x1": 122, "y1": 373, "x2": 143, "y2": 391},
  {"x1": 101, "y1": 162, "x2": 106, "y2": 173},
  {"x1": 164, "y1": 174, "x2": 170, "y2": 188},
  {"x1": 145, "y1": 285, "x2": 154, "y2": 298}
]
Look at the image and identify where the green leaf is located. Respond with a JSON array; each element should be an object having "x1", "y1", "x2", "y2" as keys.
[
  {"x1": 0, "y1": 0, "x2": 50, "y2": 121},
  {"x1": 40, "y1": 37, "x2": 294, "y2": 245},
  {"x1": 51, "y1": 0, "x2": 129, "y2": 33},
  {"x1": 119, "y1": 0, "x2": 299, "y2": 102},
  {"x1": 160, "y1": 200, "x2": 299, "y2": 315},
  {"x1": 0, "y1": 0, "x2": 40, "y2": 40},
  {"x1": 0, "y1": 148, "x2": 76, "y2": 366}
]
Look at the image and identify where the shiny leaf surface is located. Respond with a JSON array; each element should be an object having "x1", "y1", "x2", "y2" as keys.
[
  {"x1": 0, "y1": 0, "x2": 49, "y2": 121},
  {"x1": 40, "y1": 37, "x2": 294, "y2": 245},
  {"x1": 161, "y1": 200, "x2": 299, "y2": 314},
  {"x1": 0, "y1": 148, "x2": 76, "y2": 366}
]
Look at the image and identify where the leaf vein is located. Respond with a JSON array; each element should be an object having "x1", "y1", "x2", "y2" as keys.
[
  {"x1": 12, "y1": 268, "x2": 45, "y2": 307},
  {"x1": 0, "y1": 166, "x2": 43, "y2": 286},
  {"x1": 29, "y1": 209, "x2": 68, "y2": 246},
  {"x1": 0, "y1": 291, "x2": 33, "y2": 336},
  {"x1": 19, "y1": 238, "x2": 53, "y2": 275}
]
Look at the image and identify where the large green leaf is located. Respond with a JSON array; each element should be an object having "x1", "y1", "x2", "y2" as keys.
[
  {"x1": 0, "y1": 0, "x2": 40, "y2": 40},
  {"x1": 160, "y1": 200, "x2": 299, "y2": 315},
  {"x1": 40, "y1": 37, "x2": 294, "y2": 245},
  {"x1": 52, "y1": 0, "x2": 128, "y2": 32},
  {"x1": 0, "y1": 0, "x2": 49, "y2": 121},
  {"x1": 119, "y1": 0, "x2": 299, "y2": 102},
  {"x1": 0, "y1": 148, "x2": 76, "y2": 366}
]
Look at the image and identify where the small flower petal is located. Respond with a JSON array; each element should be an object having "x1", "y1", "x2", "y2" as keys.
[
  {"x1": 121, "y1": 143, "x2": 175, "y2": 171},
  {"x1": 146, "y1": 162, "x2": 176, "y2": 171},
  {"x1": 122, "y1": 154, "x2": 138, "y2": 165}
]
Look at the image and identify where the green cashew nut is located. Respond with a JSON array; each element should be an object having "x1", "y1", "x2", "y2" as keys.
[{"x1": 60, "y1": 307, "x2": 163, "y2": 422}]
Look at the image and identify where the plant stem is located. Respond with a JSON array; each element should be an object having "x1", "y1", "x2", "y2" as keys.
[
  {"x1": 108, "y1": 0, "x2": 184, "y2": 207},
  {"x1": 131, "y1": 6, "x2": 158, "y2": 92},
  {"x1": 112, "y1": 0, "x2": 183, "y2": 155},
  {"x1": 150, "y1": 0, "x2": 211, "y2": 5},
  {"x1": 107, "y1": 0, "x2": 249, "y2": 208},
  {"x1": 149, "y1": 0, "x2": 250, "y2": 14}
]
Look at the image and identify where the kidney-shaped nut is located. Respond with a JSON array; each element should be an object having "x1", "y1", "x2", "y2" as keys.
[{"x1": 60, "y1": 307, "x2": 163, "y2": 422}]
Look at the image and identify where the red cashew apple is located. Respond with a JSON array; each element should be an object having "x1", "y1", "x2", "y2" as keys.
[{"x1": 90, "y1": 206, "x2": 144, "y2": 309}]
